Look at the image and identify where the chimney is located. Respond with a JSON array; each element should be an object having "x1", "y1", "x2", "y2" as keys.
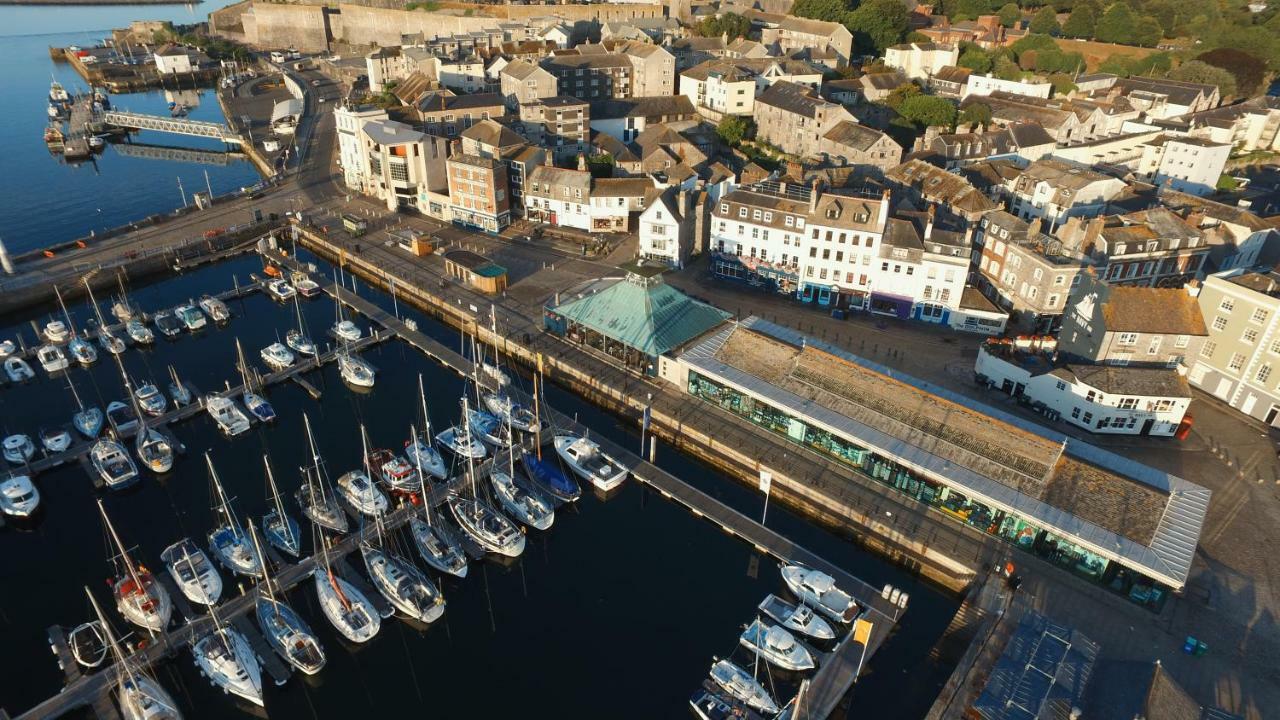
[
  {"x1": 809, "y1": 177, "x2": 822, "y2": 214},
  {"x1": 545, "y1": 151, "x2": 555, "y2": 167},
  {"x1": 879, "y1": 187, "x2": 891, "y2": 226},
  {"x1": 1027, "y1": 217, "x2": 1042, "y2": 237},
  {"x1": 577, "y1": 153, "x2": 587, "y2": 172},
  {"x1": 924, "y1": 204, "x2": 935, "y2": 240}
]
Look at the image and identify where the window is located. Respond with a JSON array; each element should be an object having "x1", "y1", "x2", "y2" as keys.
[
  {"x1": 1071, "y1": 407, "x2": 1081, "y2": 419},
  {"x1": 785, "y1": 216, "x2": 794, "y2": 227},
  {"x1": 1174, "y1": 335, "x2": 1190, "y2": 349},
  {"x1": 1117, "y1": 332, "x2": 1138, "y2": 346},
  {"x1": 1220, "y1": 298, "x2": 1235, "y2": 312},
  {"x1": 1258, "y1": 364, "x2": 1273, "y2": 384},
  {"x1": 1118, "y1": 398, "x2": 1138, "y2": 409},
  {"x1": 1147, "y1": 337, "x2": 1162, "y2": 355},
  {"x1": 1082, "y1": 412, "x2": 1093, "y2": 424},
  {"x1": 1244, "y1": 329, "x2": 1259, "y2": 344},
  {"x1": 720, "y1": 203, "x2": 728, "y2": 214},
  {"x1": 1253, "y1": 308, "x2": 1269, "y2": 324},
  {"x1": 753, "y1": 209, "x2": 762, "y2": 220},
  {"x1": 763, "y1": 212, "x2": 773, "y2": 222},
  {"x1": 1228, "y1": 353, "x2": 1246, "y2": 372},
  {"x1": 1201, "y1": 341, "x2": 1217, "y2": 358},
  {"x1": 1213, "y1": 316, "x2": 1228, "y2": 331},
  {"x1": 1055, "y1": 380, "x2": 1067, "y2": 391},
  {"x1": 739, "y1": 207, "x2": 747, "y2": 218}
]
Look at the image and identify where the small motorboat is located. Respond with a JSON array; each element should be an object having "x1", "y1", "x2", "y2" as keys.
[
  {"x1": 553, "y1": 435, "x2": 627, "y2": 492},
  {"x1": 690, "y1": 682, "x2": 763, "y2": 720},
  {"x1": 265, "y1": 279, "x2": 296, "y2": 301},
  {"x1": 39, "y1": 427, "x2": 73, "y2": 454},
  {"x1": 4, "y1": 356, "x2": 34, "y2": 382},
  {"x1": 198, "y1": 295, "x2": 231, "y2": 323},
  {"x1": 260, "y1": 342, "x2": 294, "y2": 370},
  {"x1": 68, "y1": 337, "x2": 98, "y2": 365},
  {"x1": 36, "y1": 344, "x2": 69, "y2": 373},
  {"x1": 435, "y1": 425, "x2": 486, "y2": 460},
  {"x1": 336, "y1": 470, "x2": 387, "y2": 517},
  {"x1": 88, "y1": 135, "x2": 104, "y2": 150},
  {"x1": 0, "y1": 475, "x2": 40, "y2": 517},
  {"x1": 490, "y1": 470, "x2": 554, "y2": 530},
  {"x1": 739, "y1": 619, "x2": 815, "y2": 671},
  {"x1": 98, "y1": 329, "x2": 126, "y2": 355},
  {"x1": 44, "y1": 320, "x2": 70, "y2": 343},
  {"x1": 90, "y1": 439, "x2": 139, "y2": 489},
  {"x1": 242, "y1": 392, "x2": 276, "y2": 423},
  {"x1": 134, "y1": 383, "x2": 168, "y2": 417},
  {"x1": 106, "y1": 400, "x2": 138, "y2": 436},
  {"x1": 448, "y1": 495, "x2": 525, "y2": 558},
  {"x1": 405, "y1": 435, "x2": 448, "y2": 480},
  {"x1": 709, "y1": 659, "x2": 780, "y2": 715},
  {"x1": 73, "y1": 406, "x2": 104, "y2": 439},
  {"x1": 0, "y1": 340, "x2": 15, "y2": 358},
  {"x1": 160, "y1": 538, "x2": 223, "y2": 606},
  {"x1": 333, "y1": 319, "x2": 361, "y2": 342},
  {"x1": 154, "y1": 310, "x2": 182, "y2": 338},
  {"x1": 292, "y1": 273, "x2": 321, "y2": 297},
  {"x1": 758, "y1": 594, "x2": 836, "y2": 641},
  {"x1": 206, "y1": 396, "x2": 250, "y2": 436},
  {"x1": 175, "y1": 304, "x2": 206, "y2": 331},
  {"x1": 362, "y1": 543, "x2": 445, "y2": 623},
  {"x1": 285, "y1": 329, "x2": 317, "y2": 356},
  {"x1": 408, "y1": 515, "x2": 468, "y2": 578},
  {"x1": 521, "y1": 450, "x2": 580, "y2": 502},
  {"x1": 338, "y1": 353, "x2": 375, "y2": 388},
  {"x1": 3, "y1": 435, "x2": 35, "y2": 465},
  {"x1": 125, "y1": 319, "x2": 154, "y2": 345},
  {"x1": 780, "y1": 564, "x2": 858, "y2": 623},
  {"x1": 192, "y1": 625, "x2": 263, "y2": 707},
  {"x1": 367, "y1": 448, "x2": 416, "y2": 493}
]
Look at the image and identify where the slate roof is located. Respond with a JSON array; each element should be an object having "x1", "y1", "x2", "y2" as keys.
[
  {"x1": 1100, "y1": 286, "x2": 1208, "y2": 336},
  {"x1": 756, "y1": 81, "x2": 834, "y2": 119},
  {"x1": 361, "y1": 119, "x2": 424, "y2": 146},
  {"x1": 526, "y1": 165, "x2": 592, "y2": 199},
  {"x1": 824, "y1": 121, "x2": 890, "y2": 151},
  {"x1": 592, "y1": 177, "x2": 654, "y2": 197},
  {"x1": 460, "y1": 119, "x2": 525, "y2": 149},
  {"x1": 885, "y1": 159, "x2": 998, "y2": 216},
  {"x1": 972, "y1": 612, "x2": 1099, "y2": 720},
  {"x1": 1115, "y1": 76, "x2": 1216, "y2": 107},
  {"x1": 1059, "y1": 365, "x2": 1192, "y2": 398},
  {"x1": 590, "y1": 95, "x2": 696, "y2": 121}
]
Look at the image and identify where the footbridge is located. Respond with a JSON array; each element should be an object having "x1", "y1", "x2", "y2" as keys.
[
  {"x1": 113, "y1": 141, "x2": 246, "y2": 166},
  {"x1": 100, "y1": 111, "x2": 242, "y2": 144}
]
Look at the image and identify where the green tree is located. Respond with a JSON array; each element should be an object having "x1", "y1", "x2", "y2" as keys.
[
  {"x1": 696, "y1": 12, "x2": 752, "y2": 39},
  {"x1": 1096, "y1": 54, "x2": 1134, "y2": 75},
  {"x1": 1196, "y1": 48, "x2": 1267, "y2": 97},
  {"x1": 884, "y1": 82, "x2": 922, "y2": 110},
  {"x1": 1061, "y1": 5, "x2": 1096, "y2": 38},
  {"x1": 1047, "y1": 73, "x2": 1078, "y2": 95},
  {"x1": 1216, "y1": 174, "x2": 1239, "y2": 192},
  {"x1": 1169, "y1": 59, "x2": 1238, "y2": 98},
  {"x1": 586, "y1": 154, "x2": 615, "y2": 179},
  {"x1": 897, "y1": 95, "x2": 959, "y2": 128},
  {"x1": 958, "y1": 46, "x2": 994, "y2": 73},
  {"x1": 790, "y1": 0, "x2": 851, "y2": 22},
  {"x1": 1029, "y1": 6, "x2": 1060, "y2": 33},
  {"x1": 999, "y1": 3, "x2": 1023, "y2": 27},
  {"x1": 715, "y1": 116, "x2": 751, "y2": 146},
  {"x1": 993, "y1": 55, "x2": 1022, "y2": 79},
  {"x1": 953, "y1": 0, "x2": 995, "y2": 21},
  {"x1": 845, "y1": 0, "x2": 911, "y2": 54},
  {"x1": 1095, "y1": 3, "x2": 1139, "y2": 45},
  {"x1": 957, "y1": 102, "x2": 993, "y2": 128}
]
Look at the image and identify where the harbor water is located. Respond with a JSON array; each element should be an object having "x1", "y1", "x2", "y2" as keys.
[{"x1": 0, "y1": 251, "x2": 960, "y2": 718}]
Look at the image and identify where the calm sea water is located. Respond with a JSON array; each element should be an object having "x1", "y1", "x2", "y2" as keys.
[
  {"x1": 0, "y1": 0, "x2": 259, "y2": 255},
  {"x1": 0, "y1": 251, "x2": 958, "y2": 719}
]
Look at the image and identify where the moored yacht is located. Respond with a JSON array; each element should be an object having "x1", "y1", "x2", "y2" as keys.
[
  {"x1": 4, "y1": 356, "x2": 35, "y2": 382},
  {"x1": 192, "y1": 624, "x2": 262, "y2": 707},
  {"x1": 206, "y1": 454, "x2": 263, "y2": 578},
  {"x1": 125, "y1": 319, "x2": 154, "y2": 346},
  {"x1": 135, "y1": 421, "x2": 174, "y2": 474},
  {"x1": 758, "y1": 594, "x2": 836, "y2": 641},
  {"x1": 296, "y1": 414, "x2": 348, "y2": 533},
  {"x1": 780, "y1": 564, "x2": 858, "y2": 623},
  {"x1": 262, "y1": 455, "x2": 301, "y2": 558},
  {"x1": 43, "y1": 320, "x2": 69, "y2": 343},
  {"x1": 160, "y1": 538, "x2": 223, "y2": 606},
  {"x1": 338, "y1": 352, "x2": 375, "y2": 388},
  {"x1": 99, "y1": 501, "x2": 172, "y2": 632},
  {"x1": 465, "y1": 409, "x2": 512, "y2": 448},
  {"x1": 134, "y1": 383, "x2": 167, "y2": 417},
  {"x1": 3, "y1": 434, "x2": 35, "y2": 464},
  {"x1": 448, "y1": 495, "x2": 525, "y2": 558},
  {"x1": 260, "y1": 342, "x2": 294, "y2": 371},
  {"x1": 197, "y1": 295, "x2": 230, "y2": 323},
  {"x1": 153, "y1": 310, "x2": 182, "y2": 338},
  {"x1": 0, "y1": 475, "x2": 40, "y2": 517},
  {"x1": 291, "y1": 273, "x2": 321, "y2": 298},
  {"x1": 73, "y1": 404, "x2": 105, "y2": 439},
  {"x1": 521, "y1": 450, "x2": 580, "y2": 502},
  {"x1": 408, "y1": 515, "x2": 468, "y2": 578},
  {"x1": 98, "y1": 329, "x2": 127, "y2": 355},
  {"x1": 333, "y1": 320, "x2": 361, "y2": 342},
  {"x1": 91, "y1": 439, "x2": 138, "y2": 489},
  {"x1": 404, "y1": 435, "x2": 447, "y2": 480},
  {"x1": 69, "y1": 336, "x2": 98, "y2": 365},
  {"x1": 40, "y1": 426, "x2": 73, "y2": 454},
  {"x1": 265, "y1": 279, "x2": 296, "y2": 301},
  {"x1": 709, "y1": 659, "x2": 780, "y2": 715},
  {"x1": 242, "y1": 393, "x2": 275, "y2": 423},
  {"x1": 106, "y1": 401, "x2": 139, "y2": 436},
  {"x1": 174, "y1": 304, "x2": 206, "y2": 331},
  {"x1": 167, "y1": 368, "x2": 192, "y2": 407},
  {"x1": 553, "y1": 435, "x2": 627, "y2": 492},
  {"x1": 435, "y1": 425, "x2": 486, "y2": 459},
  {"x1": 206, "y1": 396, "x2": 250, "y2": 436},
  {"x1": 336, "y1": 470, "x2": 387, "y2": 517},
  {"x1": 361, "y1": 543, "x2": 445, "y2": 623},
  {"x1": 285, "y1": 329, "x2": 316, "y2": 357},
  {"x1": 490, "y1": 471, "x2": 554, "y2": 530},
  {"x1": 0, "y1": 339, "x2": 14, "y2": 358},
  {"x1": 482, "y1": 392, "x2": 539, "y2": 433},
  {"x1": 37, "y1": 344, "x2": 70, "y2": 373},
  {"x1": 739, "y1": 619, "x2": 815, "y2": 671},
  {"x1": 367, "y1": 448, "x2": 416, "y2": 493},
  {"x1": 315, "y1": 542, "x2": 380, "y2": 643}
]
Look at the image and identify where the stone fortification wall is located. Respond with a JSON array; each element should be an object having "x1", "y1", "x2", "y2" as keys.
[{"x1": 249, "y1": 3, "x2": 331, "y2": 52}]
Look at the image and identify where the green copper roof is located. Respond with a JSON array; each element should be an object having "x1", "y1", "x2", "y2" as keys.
[{"x1": 550, "y1": 275, "x2": 731, "y2": 356}]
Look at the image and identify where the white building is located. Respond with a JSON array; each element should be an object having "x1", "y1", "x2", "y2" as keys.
[
  {"x1": 336, "y1": 106, "x2": 448, "y2": 211},
  {"x1": 1189, "y1": 267, "x2": 1280, "y2": 424},
  {"x1": 335, "y1": 105, "x2": 391, "y2": 190},
  {"x1": 638, "y1": 189, "x2": 695, "y2": 268},
  {"x1": 1136, "y1": 135, "x2": 1231, "y2": 197},
  {"x1": 678, "y1": 58, "x2": 824, "y2": 120},
  {"x1": 884, "y1": 42, "x2": 958, "y2": 80},
  {"x1": 154, "y1": 45, "x2": 198, "y2": 75},
  {"x1": 963, "y1": 73, "x2": 1053, "y2": 100},
  {"x1": 366, "y1": 47, "x2": 409, "y2": 92},
  {"x1": 1006, "y1": 159, "x2": 1128, "y2": 229}
]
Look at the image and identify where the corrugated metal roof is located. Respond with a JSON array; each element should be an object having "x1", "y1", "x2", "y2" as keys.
[
  {"x1": 972, "y1": 612, "x2": 1099, "y2": 720},
  {"x1": 549, "y1": 275, "x2": 729, "y2": 357}
]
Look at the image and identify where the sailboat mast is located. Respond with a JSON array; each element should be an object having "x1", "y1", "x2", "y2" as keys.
[
  {"x1": 55, "y1": 284, "x2": 79, "y2": 337},
  {"x1": 418, "y1": 374, "x2": 432, "y2": 436},
  {"x1": 235, "y1": 338, "x2": 251, "y2": 391},
  {"x1": 533, "y1": 371, "x2": 543, "y2": 460},
  {"x1": 462, "y1": 398, "x2": 477, "y2": 498},
  {"x1": 83, "y1": 277, "x2": 108, "y2": 329},
  {"x1": 97, "y1": 499, "x2": 144, "y2": 590},
  {"x1": 247, "y1": 522, "x2": 275, "y2": 601},
  {"x1": 264, "y1": 455, "x2": 292, "y2": 545},
  {"x1": 84, "y1": 586, "x2": 134, "y2": 686},
  {"x1": 303, "y1": 413, "x2": 330, "y2": 503},
  {"x1": 206, "y1": 453, "x2": 239, "y2": 534}
]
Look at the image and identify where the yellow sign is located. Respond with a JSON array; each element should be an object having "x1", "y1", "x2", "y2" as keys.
[{"x1": 853, "y1": 618, "x2": 873, "y2": 646}]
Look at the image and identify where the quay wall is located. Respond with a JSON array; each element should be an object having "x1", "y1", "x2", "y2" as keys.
[{"x1": 294, "y1": 227, "x2": 975, "y2": 593}]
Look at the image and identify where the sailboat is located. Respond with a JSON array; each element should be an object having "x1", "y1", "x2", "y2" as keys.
[
  {"x1": 314, "y1": 533, "x2": 380, "y2": 643},
  {"x1": 262, "y1": 454, "x2": 301, "y2": 558},
  {"x1": 521, "y1": 370, "x2": 580, "y2": 502},
  {"x1": 337, "y1": 426, "x2": 388, "y2": 517},
  {"x1": 67, "y1": 373, "x2": 104, "y2": 439},
  {"x1": 235, "y1": 339, "x2": 276, "y2": 423},
  {"x1": 205, "y1": 453, "x2": 263, "y2": 578},
  {"x1": 338, "y1": 350, "x2": 375, "y2": 388},
  {"x1": 285, "y1": 293, "x2": 316, "y2": 357},
  {"x1": 249, "y1": 523, "x2": 325, "y2": 675},
  {"x1": 160, "y1": 538, "x2": 222, "y2": 606},
  {"x1": 85, "y1": 279, "x2": 127, "y2": 355},
  {"x1": 361, "y1": 519, "x2": 446, "y2": 624},
  {"x1": 55, "y1": 285, "x2": 97, "y2": 366},
  {"x1": 490, "y1": 414, "x2": 553, "y2": 530},
  {"x1": 191, "y1": 603, "x2": 263, "y2": 707},
  {"x1": 84, "y1": 587, "x2": 182, "y2": 720},
  {"x1": 295, "y1": 413, "x2": 348, "y2": 534},
  {"x1": 447, "y1": 399, "x2": 525, "y2": 558},
  {"x1": 111, "y1": 272, "x2": 142, "y2": 324},
  {"x1": 98, "y1": 500, "x2": 172, "y2": 633},
  {"x1": 709, "y1": 659, "x2": 780, "y2": 715},
  {"x1": 167, "y1": 366, "x2": 192, "y2": 408},
  {"x1": 404, "y1": 375, "x2": 448, "y2": 480},
  {"x1": 331, "y1": 271, "x2": 362, "y2": 341},
  {"x1": 479, "y1": 306, "x2": 538, "y2": 433},
  {"x1": 134, "y1": 412, "x2": 175, "y2": 474},
  {"x1": 407, "y1": 422, "x2": 468, "y2": 578}
]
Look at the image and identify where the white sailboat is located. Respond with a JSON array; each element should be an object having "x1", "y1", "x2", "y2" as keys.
[
  {"x1": 191, "y1": 606, "x2": 263, "y2": 707},
  {"x1": 314, "y1": 534, "x2": 380, "y2": 643},
  {"x1": 337, "y1": 426, "x2": 388, "y2": 517},
  {"x1": 67, "y1": 373, "x2": 104, "y2": 439},
  {"x1": 262, "y1": 454, "x2": 301, "y2": 558},
  {"x1": 236, "y1": 339, "x2": 276, "y2": 423},
  {"x1": 361, "y1": 519, "x2": 445, "y2": 624},
  {"x1": 160, "y1": 538, "x2": 223, "y2": 606},
  {"x1": 285, "y1": 293, "x2": 316, "y2": 356},
  {"x1": 404, "y1": 375, "x2": 448, "y2": 480},
  {"x1": 447, "y1": 399, "x2": 525, "y2": 558},
  {"x1": 407, "y1": 422, "x2": 468, "y2": 578},
  {"x1": 709, "y1": 659, "x2": 780, "y2": 715},
  {"x1": 490, "y1": 415, "x2": 553, "y2": 530},
  {"x1": 134, "y1": 413, "x2": 175, "y2": 474},
  {"x1": 249, "y1": 523, "x2": 325, "y2": 675},
  {"x1": 55, "y1": 285, "x2": 98, "y2": 366},
  {"x1": 98, "y1": 500, "x2": 172, "y2": 633},
  {"x1": 331, "y1": 273, "x2": 362, "y2": 341},
  {"x1": 84, "y1": 586, "x2": 182, "y2": 720},
  {"x1": 167, "y1": 366, "x2": 192, "y2": 407},
  {"x1": 206, "y1": 454, "x2": 262, "y2": 578},
  {"x1": 296, "y1": 413, "x2": 348, "y2": 534},
  {"x1": 338, "y1": 351, "x2": 375, "y2": 388}
]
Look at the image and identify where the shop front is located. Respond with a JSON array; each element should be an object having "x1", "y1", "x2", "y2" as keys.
[{"x1": 869, "y1": 292, "x2": 913, "y2": 319}]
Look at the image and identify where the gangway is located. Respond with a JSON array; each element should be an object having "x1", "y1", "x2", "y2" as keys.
[{"x1": 100, "y1": 111, "x2": 242, "y2": 144}]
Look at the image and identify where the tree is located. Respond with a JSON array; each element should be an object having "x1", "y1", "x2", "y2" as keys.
[
  {"x1": 897, "y1": 95, "x2": 959, "y2": 128},
  {"x1": 586, "y1": 154, "x2": 615, "y2": 179},
  {"x1": 958, "y1": 46, "x2": 994, "y2": 73},
  {"x1": 1047, "y1": 73, "x2": 1078, "y2": 95},
  {"x1": 957, "y1": 102, "x2": 993, "y2": 128},
  {"x1": 993, "y1": 55, "x2": 1022, "y2": 79},
  {"x1": 845, "y1": 0, "x2": 910, "y2": 54},
  {"x1": 1061, "y1": 5, "x2": 1096, "y2": 38},
  {"x1": 790, "y1": 0, "x2": 851, "y2": 22},
  {"x1": 1216, "y1": 174, "x2": 1239, "y2": 193},
  {"x1": 695, "y1": 12, "x2": 752, "y2": 40},
  {"x1": 1029, "y1": 6, "x2": 1060, "y2": 34},
  {"x1": 884, "y1": 82, "x2": 922, "y2": 111},
  {"x1": 953, "y1": 0, "x2": 995, "y2": 22},
  {"x1": 715, "y1": 116, "x2": 751, "y2": 146},
  {"x1": 999, "y1": 3, "x2": 1023, "y2": 27},
  {"x1": 1196, "y1": 48, "x2": 1267, "y2": 97},
  {"x1": 1169, "y1": 60, "x2": 1238, "y2": 98},
  {"x1": 1094, "y1": 3, "x2": 1139, "y2": 45}
]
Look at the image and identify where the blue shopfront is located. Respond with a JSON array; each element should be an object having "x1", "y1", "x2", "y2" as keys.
[{"x1": 710, "y1": 252, "x2": 797, "y2": 296}]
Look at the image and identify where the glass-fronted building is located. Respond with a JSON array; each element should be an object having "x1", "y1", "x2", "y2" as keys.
[{"x1": 675, "y1": 318, "x2": 1211, "y2": 612}]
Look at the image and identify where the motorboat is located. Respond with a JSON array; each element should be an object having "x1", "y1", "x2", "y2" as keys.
[
  {"x1": 88, "y1": 135, "x2": 104, "y2": 149},
  {"x1": 73, "y1": 406, "x2": 105, "y2": 439},
  {"x1": 37, "y1": 344, "x2": 69, "y2": 373},
  {"x1": 153, "y1": 310, "x2": 182, "y2": 338},
  {"x1": 262, "y1": 455, "x2": 301, "y2": 558},
  {"x1": 206, "y1": 454, "x2": 263, "y2": 578},
  {"x1": 333, "y1": 320, "x2": 362, "y2": 342},
  {"x1": 482, "y1": 393, "x2": 539, "y2": 433},
  {"x1": 521, "y1": 450, "x2": 580, "y2": 502},
  {"x1": 39, "y1": 426, "x2": 73, "y2": 454},
  {"x1": 44, "y1": 320, "x2": 70, "y2": 343},
  {"x1": 174, "y1": 304, "x2": 206, "y2": 331},
  {"x1": 780, "y1": 564, "x2": 858, "y2": 623},
  {"x1": 265, "y1": 279, "x2": 297, "y2": 301},
  {"x1": 0, "y1": 475, "x2": 40, "y2": 517},
  {"x1": 553, "y1": 435, "x2": 627, "y2": 492},
  {"x1": 709, "y1": 659, "x2": 780, "y2": 715},
  {"x1": 435, "y1": 425, "x2": 486, "y2": 460},
  {"x1": 99, "y1": 501, "x2": 172, "y2": 632},
  {"x1": 739, "y1": 619, "x2": 815, "y2": 671},
  {"x1": 490, "y1": 470, "x2": 553, "y2": 530},
  {"x1": 367, "y1": 448, "x2": 416, "y2": 493},
  {"x1": 336, "y1": 470, "x2": 387, "y2": 517},
  {"x1": 98, "y1": 329, "x2": 127, "y2": 355},
  {"x1": 3, "y1": 435, "x2": 35, "y2": 465},
  {"x1": 4, "y1": 356, "x2": 34, "y2": 382},
  {"x1": 69, "y1": 337, "x2": 98, "y2": 365},
  {"x1": 91, "y1": 439, "x2": 138, "y2": 489},
  {"x1": 758, "y1": 594, "x2": 836, "y2": 641},
  {"x1": 198, "y1": 295, "x2": 230, "y2": 323},
  {"x1": 260, "y1": 342, "x2": 294, "y2": 370},
  {"x1": 206, "y1": 396, "x2": 250, "y2": 436},
  {"x1": 167, "y1": 368, "x2": 192, "y2": 407},
  {"x1": 285, "y1": 329, "x2": 317, "y2": 356},
  {"x1": 0, "y1": 340, "x2": 15, "y2": 358},
  {"x1": 466, "y1": 409, "x2": 512, "y2": 448},
  {"x1": 135, "y1": 423, "x2": 175, "y2": 474},
  {"x1": 338, "y1": 352, "x2": 375, "y2": 388},
  {"x1": 448, "y1": 495, "x2": 525, "y2": 558},
  {"x1": 315, "y1": 546, "x2": 380, "y2": 643},
  {"x1": 405, "y1": 435, "x2": 448, "y2": 480},
  {"x1": 408, "y1": 515, "x2": 468, "y2": 578},
  {"x1": 362, "y1": 543, "x2": 445, "y2": 623},
  {"x1": 110, "y1": 299, "x2": 138, "y2": 324},
  {"x1": 160, "y1": 538, "x2": 223, "y2": 606},
  {"x1": 106, "y1": 400, "x2": 139, "y2": 436},
  {"x1": 256, "y1": 593, "x2": 325, "y2": 675},
  {"x1": 242, "y1": 392, "x2": 276, "y2": 423},
  {"x1": 125, "y1": 319, "x2": 154, "y2": 346},
  {"x1": 192, "y1": 625, "x2": 263, "y2": 706},
  {"x1": 68, "y1": 621, "x2": 107, "y2": 669},
  {"x1": 292, "y1": 273, "x2": 321, "y2": 298},
  {"x1": 134, "y1": 383, "x2": 168, "y2": 417}
]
